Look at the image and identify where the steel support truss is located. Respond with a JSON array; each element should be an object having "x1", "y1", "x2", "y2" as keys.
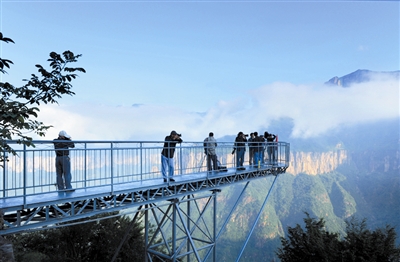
[
  {"x1": 143, "y1": 191, "x2": 219, "y2": 262},
  {"x1": 1, "y1": 166, "x2": 287, "y2": 235},
  {"x1": 110, "y1": 174, "x2": 279, "y2": 262}
]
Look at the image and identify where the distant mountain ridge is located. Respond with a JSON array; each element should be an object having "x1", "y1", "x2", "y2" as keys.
[
  {"x1": 325, "y1": 69, "x2": 400, "y2": 87},
  {"x1": 216, "y1": 117, "x2": 400, "y2": 261},
  {"x1": 213, "y1": 69, "x2": 400, "y2": 260}
]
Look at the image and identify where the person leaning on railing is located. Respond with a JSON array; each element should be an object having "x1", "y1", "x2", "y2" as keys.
[
  {"x1": 161, "y1": 130, "x2": 183, "y2": 182},
  {"x1": 53, "y1": 130, "x2": 75, "y2": 192}
]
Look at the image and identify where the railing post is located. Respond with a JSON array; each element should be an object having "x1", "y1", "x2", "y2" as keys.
[
  {"x1": 84, "y1": 142, "x2": 87, "y2": 188},
  {"x1": 111, "y1": 142, "x2": 114, "y2": 193},
  {"x1": 32, "y1": 151, "x2": 35, "y2": 193},
  {"x1": 179, "y1": 143, "x2": 183, "y2": 175},
  {"x1": 23, "y1": 144, "x2": 27, "y2": 207},
  {"x1": 2, "y1": 150, "x2": 7, "y2": 198},
  {"x1": 140, "y1": 142, "x2": 143, "y2": 181}
]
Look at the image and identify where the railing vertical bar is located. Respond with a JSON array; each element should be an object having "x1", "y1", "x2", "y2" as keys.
[
  {"x1": 23, "y1": 144, "x2": 27, "y2": 207},
  {"x1": 179, "y1": 143, "x2": 183, "y2": 175},
  {"x1": 2, "y1": 149, "x2": 6, "y2": 198},
  {"x1": 2, "y1": 150, "x2": 7, "y2": 197},
  {"x1": 111, "y1": 142, "x2": 114, "y2": 193},
  {"x1": 84, "y1": 143, "x2": 87, "y2": 188},
  {"x1": 140, "y1": 142, "x2": 143, "y2": 181},
  {"x1": 32, "y1": 151, "x2": 35, "y2": 194}
]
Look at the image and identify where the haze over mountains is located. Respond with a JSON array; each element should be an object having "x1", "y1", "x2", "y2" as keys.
[{"x1": 215, "y1": 69, "x2": 400, "y2": 261}]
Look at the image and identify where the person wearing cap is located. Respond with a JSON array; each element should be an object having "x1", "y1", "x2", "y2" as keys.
[
  {"x1": 53, "y1": 130, "x2": 75, "y2": 191},
  {"x1": 161, "y1": 130, "x2": 183, "y2": 182},
  {"x1": 204, "y1": 132, "x2": 218, "y2": 172}
]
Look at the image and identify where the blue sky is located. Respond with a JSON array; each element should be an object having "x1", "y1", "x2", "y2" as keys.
[{"x1": 0, "y1": 0, "x2": 399, "y2": 141}]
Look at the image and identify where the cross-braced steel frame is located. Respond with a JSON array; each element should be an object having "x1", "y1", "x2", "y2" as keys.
[
  {"x1": 111, "y1": 173, "x2": 280, "y2": 262},
  {"x1": 144, "y1": 191, "x2": 220, "y2": 262}
]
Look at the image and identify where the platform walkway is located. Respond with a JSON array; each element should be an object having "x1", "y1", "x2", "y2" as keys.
[{"x1": 1, "y1": 140, "x2": 290, "y2": 242}]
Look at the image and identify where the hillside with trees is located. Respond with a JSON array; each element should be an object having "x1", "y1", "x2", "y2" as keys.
[{"x1": 214, "y1": 116, "x2": 399, "y2": 261}]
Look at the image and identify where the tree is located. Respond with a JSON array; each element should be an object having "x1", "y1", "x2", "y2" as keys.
[
  {"x1": 9, "y1": 212, "x2": 147, "y2": 262},
  {"x1": 342, "y1": 217, "x2": 400, "y2": 262},
  {"x1": 0, "y1": 32, "x2": 85, "y2": 163},
  {"x1": 0, "y1": 31, "x2": 85, "y2": 261},
  {"x1": 276, "y1": 213, "x2": 400, "y2": 262},
  {"x1": 276, "y1": 212, "x2": 342, "y2": 262}
]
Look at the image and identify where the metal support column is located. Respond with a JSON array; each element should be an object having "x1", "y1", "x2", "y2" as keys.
[{"x1": 145, "y1": 191, "x2": 219, "y2": 262}]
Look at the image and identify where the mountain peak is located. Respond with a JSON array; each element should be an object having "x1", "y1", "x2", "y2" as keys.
[{"x1": 325, "y1": 69, "x2": 399, "y2": 87}]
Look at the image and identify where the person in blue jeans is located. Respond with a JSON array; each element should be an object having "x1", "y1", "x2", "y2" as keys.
[
  {"x1": 232, "y1": 131, "x2": 247, "y2": 169},
  {"x1": 53, "y1": 130, "x2": 75, "y2": 191},
  {"x1": 161, "y1": 130, "x2": 183, "y2": 182},
  {"x1": 253, "y1": 132, "x2": 265, "y2": 168}
]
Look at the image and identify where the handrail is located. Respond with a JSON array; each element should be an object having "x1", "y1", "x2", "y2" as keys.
[{"x1": 1, "y1": 140, "x2": 290, "y2": 204}]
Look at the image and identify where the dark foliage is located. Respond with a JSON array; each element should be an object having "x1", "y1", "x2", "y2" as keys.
[
  {"x1": 8, "y1": 212, "x2": 146, "y2": 262},
  {"x1": 342, "y1": 217, "x2": 400, "y2": 262},
  {"x1": 0, "y1": 32, "x2": 85, "y2": 164},
  {"x1": 277, "y1": 213, "x2": 400, "y2": 262}
]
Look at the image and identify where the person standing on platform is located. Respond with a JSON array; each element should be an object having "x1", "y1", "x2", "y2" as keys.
[
  {"x1": 232, "y1": 131, "x2": 247, "y2": 169},
  {"x1": 265, "y1": 131, "x2": 277, "y2": 164},
  {"x1": 247, "y1": 133, "x2": 255, "y2": 166},
  {"x1": 204, "y1": 132, "x2": 218, "y2": 172},
  {"x1": 53, "y1": 130, "x2": 75, "y2": 192},
  {"x1": 161, "y1": 130, "x2": 183, "y2": 182},
  {"x1": 253, "y1": 132, "x2": 265, "y2": 168}
]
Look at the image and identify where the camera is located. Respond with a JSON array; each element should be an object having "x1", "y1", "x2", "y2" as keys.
[
  {"x1": 244, "y1": 134, "x2": 249, "y2": 137},
  {"x1": 177, "y1": 133, "x2": 182, "y2": 137}
]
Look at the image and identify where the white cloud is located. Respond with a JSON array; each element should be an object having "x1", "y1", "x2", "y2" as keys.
[{"x1": 35, "y1": 74, "x2": 399, "y2": 142}]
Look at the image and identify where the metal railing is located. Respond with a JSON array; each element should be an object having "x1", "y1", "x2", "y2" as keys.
[{"x1": 1, "y1": 140, "x2": 290, "y2": 200}]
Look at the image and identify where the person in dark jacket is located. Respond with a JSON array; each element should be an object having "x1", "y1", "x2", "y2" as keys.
[
  {"x1": 265, "y1": 131, "x2": 277, "y2": 164},
  {"x1": 53, "y1": 130, "x2": 75, "y2": 191},
  {"x1": 253, "y1": 132, "x2": 265, "y2": 167},
  {"x1": 161, "y1": 130, "x2": 183, "y2": 182},
  {"x1": 232, "y1": 131, "x2": 247, "y2": 169},
  {"x1": 247, "y1": 133, "x2": 255, "y2": 165}
]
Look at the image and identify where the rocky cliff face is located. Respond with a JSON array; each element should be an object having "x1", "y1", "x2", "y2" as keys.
[
  {"x1": 287, "y1": 149, "x2": 348, "y2": 175},
  {"x1": 287, "y1": 146, "x2": 399, "y2": 175}
]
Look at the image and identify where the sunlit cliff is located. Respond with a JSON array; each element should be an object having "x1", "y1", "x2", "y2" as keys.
[{"x1": 287, "y1": 149, "x2": 348, "y2": 175}]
